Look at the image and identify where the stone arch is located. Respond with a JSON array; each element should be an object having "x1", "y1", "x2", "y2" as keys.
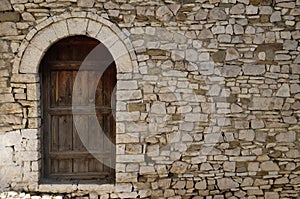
[
  {"x1": 10, "y1": 12, "x2": 136, "y2": 187},
  {"x1": 14, "y1": 11, "x2": 135, "y2": 75}
]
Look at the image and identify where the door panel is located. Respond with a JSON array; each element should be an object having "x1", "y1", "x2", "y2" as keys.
[{"x1": 41, "y1": 36, "x2": 116, "y2": 182}]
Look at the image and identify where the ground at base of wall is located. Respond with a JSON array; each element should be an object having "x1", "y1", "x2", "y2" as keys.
[{"x1": 0, "y1": 192, "x2": 65, "y2": 199}]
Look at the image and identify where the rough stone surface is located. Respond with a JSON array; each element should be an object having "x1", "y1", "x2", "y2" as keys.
[{"x1": 0, "y1": 1, "x2": 299, "y2": 198}]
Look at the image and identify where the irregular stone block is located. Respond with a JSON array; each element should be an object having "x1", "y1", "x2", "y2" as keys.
[
  {"x1": 0, "y1": 22, "x2": 17, "y2": 36},
  {"x1": 0, "y1": 0, "x2": 12, "y2": 11},
  {"x1": 250, "y1": 97, "x2": 284, "y2": 110},
  {"x1": 219, "y1": 65, "x2": 241, "y2": 77},
  {"x1": 217, "y1": 178, "x2": 239, "y2": 190},
  {"x1": 170, "y1": 161, "x2": 188, "y2": 174},
  {"x1": 242, "y1": 65, "x2": 265, "y2": 76},
  {"x1": 0, "y1": 12, "x2": 20, "y2": 22}
]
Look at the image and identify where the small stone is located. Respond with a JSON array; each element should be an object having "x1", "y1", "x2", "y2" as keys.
[
  {"x1": 291, "y1": 84, "x2": 300, "y2": 94},
  {"x1": 234, "y1": 24, "x2": 244, "y2": 35},
  {"x1": 195, "y1": 181, "x2": 207, "y2": 189},
  {"x1": 246, "y1": 5, "x2": 258, "y2": 14},
  {"x1": 223, "y1": 162, "x2": 236, "y2": 172},
  {"x1": 170, "y1": 161, "x2": 188, "y2": 174},
  {"x1": 0, "y1": 22, "x2": 17, "y2": 36},
  {"x1": 258, "y1": 52, "x2": 266, "y2": 60},
  {"x1": 251, "y1": 120, "x2": 264, "y2": 129},
  {"x1": 283, "y1": 40, "x2": 298, "y2": 50},
  {"x1": 225, "y1": 48, "x2": 239, "y2": 61},
  {"x1": 0, "y1": 0, "x2": 12, "y2": 11},
  {"x1": 200, "y1": 163, "x2": 213, "y2": 171},
  {"x1": 242, "y1": 65, "x2": 265, "y2": 76},
  {"x1": 220, "y1": 65, "x2": 241, "y2": 77},
  {"x1": 217, "y1": 178, "x2": 239, "y2": 190},
  {"x1": 270, "y1": 11, "x2": 281, "y2": 22},
  {"x1": 230, "y1": 4, "x2": 245, "y2": 14},
  {"x1": 248, "y1": 162, "x2": 259, "y2": 171},
  {"x1": 260, "y1": 161, "x2": 280, "y2": 171},
  {"x1": 77, "y1": 0, "x2": 94, "y2": 7},
  {"x1": 209, "y1": 8, "x2": 227, "y2": 20},
  {"x1": 291, "y1": 64, "x2": 300, "y2": 74},
  {"x1": 259, "y1": 6, "x2": 273, "y2": 14},
  {"x1": 265, "y1": 192, "x2": 279, "y2": 199},
  {"x1": 0, "y1": 12, "x2": 20, "y2": 22},
  {"x1": 239, "y1": 130, "x2": 255, "y2": 141},
  {"x1": 250, "y1": 97, "x2": 284, "y2": 110},
  {"x1": 276, "y1": 132, "x2": 296, "y2": 142},
  {"x1": 198, "y1": 29, "x2": 213, "y2": 39},
  {"x1": 186, "y1": 49, "x2": 198, "y2": 62},
  {"x1": 276, "y1": 84, "x2": 290, "y2": 97},
  {"x1": 156, "y1": 5, "x2": 173, "y2": 21},
  {"x1": 195, "y1": 9, "x2": 208, "y2": 20},
  {"x1": 231, "y1": 104, "x2": 243, "y2": 113}
]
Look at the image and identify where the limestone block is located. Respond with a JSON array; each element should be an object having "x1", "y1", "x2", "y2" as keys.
[
  {"x1": 117, "y1": 133, "x2": 139, "y2": 143},
  {"x1": 195, "y1": 181, "x2": 207, "y2": 190},
  {"x1": 198, "y1": 29, "x2": 213, "y2": 39},
  {"x1": 217, "y1": 178, "x2": 239, "y2": 190},
  {"x1": 209, "y1": 8, "x2": 227, "y2": 20},
  {"x1": 156, "y1": 6, "x2": 173, "y2": 22},
  {"x1": 270, "y1": 11, "x2": 281, "y2": 22},
  {"x1": 0, "y1": 22, "x2": 17, "y2": 36},
  {"x1": 265, "y1": 192, "x2": 279, "y2": 199},
  {"x1": 276, "y1": 132, "x2": 296, "y2": 142},
  {"x1": 230, "y1": 4, "x2": 245, "y2": 15},
  {"x1": 223, "y1": 162, "x2": 236, "y2": 172},
  {"x1": 246, "y1": 5, "x2": 258, "y2": 14},
  {"x1": 260, "y1": 161, "x2": 280, "y2": 171},
  {"x1": 21, "y1": 12, "x2": 35, "y2": 21},
  {"x1": 117, "y1": 80, "x2": 138, "y2": 90},
  {"x1": 0, "y1": 103, "x2": 22, "y2": 114},
  {"x1": 116, "y1": 173, "x2": 137, "y2": 183},
  {"x1": 67, "y1": 18, "x2": 88, "y2": 36},
  {"x1": 204, "y1": 133, "x2": 223, "y2": 144},
  {"x1": 2, "y1": 130, "x2": 21, "y2": 147},
  {"x1": 77, "y1": 0, "x2": 94, "y2": 7},
  {"x1": 117, "y1": 155, "x2": 144, "y2": 163},
  {"x1": 51, "y1": 20, "x2": 68, "y2": 39},
  {"x1": 27, "y1": 84, "x2": 40, "y2": 101},
  {"x1": 140, "y1": 166, "x2": 155, "y2": 175},
  {"x1": 250, "y1": 97, "x2": 284, "y2": 110},
  {"x1": 291, "y1": 64, "x2": 300, "y2": 74},
  {"x1": 185, "y1": 113, "x2": 208, "y2": 122},
  {"x1": 117, "y1": 112, "x2": 140, "y2": 121},
  {"x1": 150, "y1": 102, "x2": 166, "y2": 115},
  {"x1": 20, "y1": 45, "x2": 43, "y2": 74},
  {"x1": 251, "y1": 120, "x2": 264, "y2": 129},
  {"x1": 195, "y1": 9, "x2": 208, "y2": 20},
  {"x1": 276, "y1": 84, "x2": 290, "y2": 97},
  {"x1": 259, "y1": 6, "x2": 273, "y2": 14},
  {"x1": 170, "y1": 161, "x2": 188, "y2": 174},
  {"x1": 117, "y1": 90, "x2": 142, "y2": 100},
  {"x1": 225, "y1": 48, "x2": 239, "y2": 61},
  {"x1": 219, "y1": 65, "x2": 241, "y2": 77},
  {"x1": 242, "y1": 65, "x2": 265, "y2": 76},
  {"x1": 283, "y1": 40, "x2": 298, "y2": 50},
  {"x1": 239, "y1": 130, "x2": 255, "y2": 141},
  {"x1": 0, "y1": 0, "x2": 12, "y2": 11}
]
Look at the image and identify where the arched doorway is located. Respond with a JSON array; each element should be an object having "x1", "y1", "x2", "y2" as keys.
[{"x1": 40, "y1": 36, "x2": 116, "y2": 183}]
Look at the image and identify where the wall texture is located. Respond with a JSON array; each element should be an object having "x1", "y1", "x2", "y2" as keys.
[{"x1": 0, "y1": 0, "x2": 300, "y2": 198}]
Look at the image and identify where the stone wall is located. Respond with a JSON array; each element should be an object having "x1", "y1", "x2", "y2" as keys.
[{"x1": 0, "y1": 0, "x2": 300, "y2": 198}]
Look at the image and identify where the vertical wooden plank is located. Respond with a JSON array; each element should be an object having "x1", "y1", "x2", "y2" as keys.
[
  {"x1": 51, "y1": 115, "x2": 59, "y2": 152},
  {"x1": 73, "y1": 70, "x2": 89, "y2": 106},
  {"x1": 58, "y1": 115, "x2": 73, "y2": 152},
  {"x1": 58, "y1": 71, "x2": 73, "y2": 107},
  {"x1": 73, "y1": 115, "x2": 87, "y2": 152}
]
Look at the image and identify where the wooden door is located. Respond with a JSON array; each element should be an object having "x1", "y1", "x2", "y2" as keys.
[{"x1": 41, "y1": 36, "x2": 116, "y2": 183}]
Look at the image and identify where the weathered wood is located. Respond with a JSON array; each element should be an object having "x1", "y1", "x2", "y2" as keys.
[{"x1": 41, "y1": 36, "x2": 116, "y2": 182}]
